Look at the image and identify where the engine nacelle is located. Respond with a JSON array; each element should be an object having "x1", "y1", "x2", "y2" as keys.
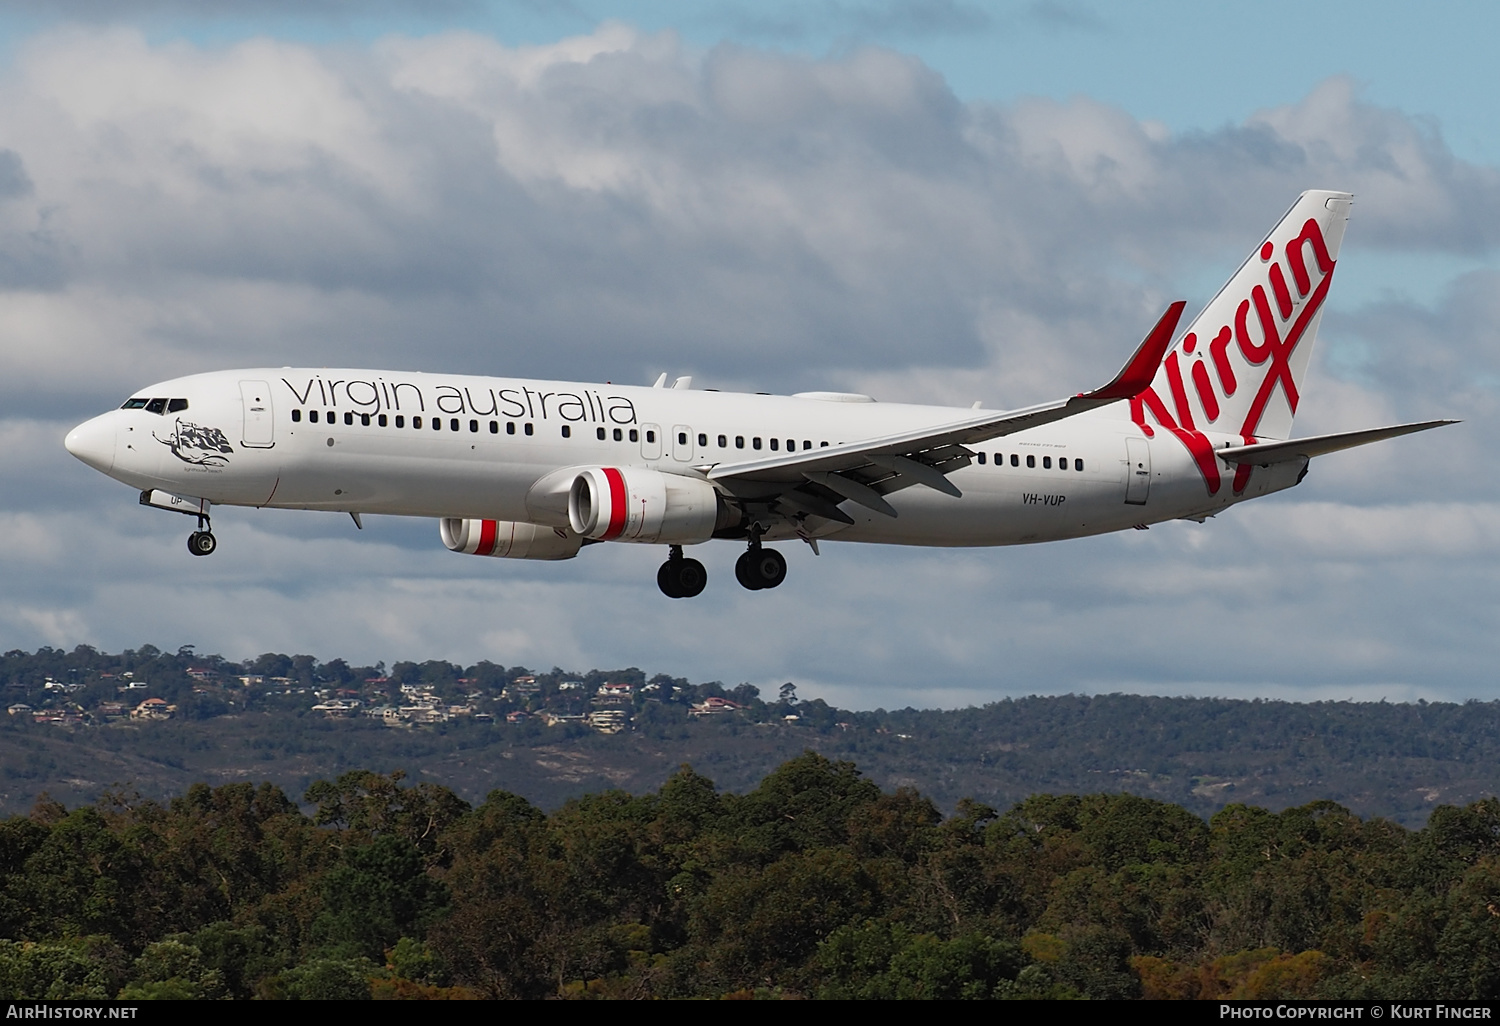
[
  {"x1": 440, "y1": 518, "x2": 583, "y2": 560},
  {"x1": 568, "y1": 466, "x2": 722, "y2": 544}
]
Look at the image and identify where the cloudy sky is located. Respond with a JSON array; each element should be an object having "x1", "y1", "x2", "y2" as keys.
[{"x1": 2, "y1": 1, "x2": 1498, "y2": 708}]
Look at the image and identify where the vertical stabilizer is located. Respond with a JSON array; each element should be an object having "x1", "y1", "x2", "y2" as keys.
[{"x1": 1130, "y1": 190, "x2": 1352, "y2": 494}]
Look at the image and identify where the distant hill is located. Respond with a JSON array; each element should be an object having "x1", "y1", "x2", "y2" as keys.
[{"x1": 3, "y1": 645, "x2": 1497, "y2": 825}]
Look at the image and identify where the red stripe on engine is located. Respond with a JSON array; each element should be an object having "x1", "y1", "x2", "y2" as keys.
[
  {"x1": 602, "y1": 468, "x2": 627, "y2": 540},
  {"x1": 477, "y1": 519, "x2": 498, "y2": 555}
]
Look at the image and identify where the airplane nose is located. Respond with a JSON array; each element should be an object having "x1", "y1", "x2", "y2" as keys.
[{"x1": 65, "y1": 415, "x2": 116, "y2": 473}]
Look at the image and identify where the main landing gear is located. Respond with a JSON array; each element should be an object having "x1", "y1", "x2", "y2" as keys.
[
  {"x1": 655, "y1": 533, "x2": 789, "y2": 598},
  {"x1": 657, "y1": 545, "x2": 707, "y2": 599},
  {"x1": 734, "y1": 536, "x2": 786, "y2": 591}
]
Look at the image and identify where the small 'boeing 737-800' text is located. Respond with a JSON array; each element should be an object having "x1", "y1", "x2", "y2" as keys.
[{"x1": 66, "y1": 191, "x2": 1453, "y2": 597}]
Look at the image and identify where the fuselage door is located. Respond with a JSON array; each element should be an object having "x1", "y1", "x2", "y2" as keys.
[
  {"x1": 640, "y1": 423, "x2": 662, "y2": 460},
  {"x1": 1124, "y1": 436, "x2": 1150, "y2": 505},
  {"x1": 239, "y1": 380, "x2": 275, "y2": 448},
  {"x1": 671, "y1": 425, "x2": 693, "y2": 462}
]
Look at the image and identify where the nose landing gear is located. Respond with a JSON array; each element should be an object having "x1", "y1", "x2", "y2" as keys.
[
  {"x1": 187, "y1": 512, "x2": 216, "y2": 557},
  {"x1": 657, "y1": 545, "x2": 707, "y2": 598}
]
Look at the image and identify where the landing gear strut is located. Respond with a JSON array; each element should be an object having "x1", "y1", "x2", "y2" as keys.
[
  {"x1": 734, "y1": 531, "x2": 786, "y2": 591},
  {"x1": 186, "y1": 514, "x2": 216, "y2": 557},
  {"x1": 657, "y1": 545, "x2": 707, "y2": 598}
]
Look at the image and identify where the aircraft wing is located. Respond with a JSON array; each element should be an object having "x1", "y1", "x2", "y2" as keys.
[
  {"x1": 705, "y1": 302, "x2": 1186, "y2": 521},
  {"x1": 1214, "y1": 420, "x2": 1458, "y2": 466}
]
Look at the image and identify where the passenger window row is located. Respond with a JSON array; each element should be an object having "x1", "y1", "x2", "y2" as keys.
[
  {"x1": 121, "y1": 397, "x2": 189, "y2": 414},
  {"x1": 289, "y1": 407, "x2": 840, "y2": 454},
  {"x1": 291, "y1": 409, "x2": 538, "y2": 436},
  {"x1": 976, "y1": 451, "x2": 1084, "y2": 471},
  {"x1": 706, "y1": 435, "x2": 829, "y2": 451}
]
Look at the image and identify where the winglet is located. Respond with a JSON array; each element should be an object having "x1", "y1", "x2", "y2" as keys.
[{"x1": 1079, "y1": 301, "x2": 1186, "y2": 401}]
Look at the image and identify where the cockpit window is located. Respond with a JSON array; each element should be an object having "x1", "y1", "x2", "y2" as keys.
[
  {"x1": 168, "y1": 398, "x2": 189, "y2": 413},
  {"x1": 145, "y1": 398, "x2": 168, "y2": 414},
  {"x1": 120, "y1": 398, "x2": 149, "y2": 410}
]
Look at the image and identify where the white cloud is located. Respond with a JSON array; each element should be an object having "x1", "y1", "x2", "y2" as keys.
[{"x1": 2, "y1": 26, "x2": 1498, "y2": 704}]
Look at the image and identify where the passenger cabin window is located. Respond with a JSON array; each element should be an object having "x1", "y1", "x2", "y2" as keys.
[
  {"x1": 395, "y1": 415, "x2": 405, "y2": 428},
  {"x1": 1011, "y1": 454, "x2": 1019, "y2": 467},
  {"x1": 561, "y1": 425, "x2": 571, "y2": 438},
  {"x1": 753, "y1": 437, "x2": 762, "y2": 450},
  {"x1": 597, "y1": 427, "x2": 607, "y2": 440},
  {"x1": 291, "y1": 409, "x2": 302, "y2": 422},
  {"x1": 506, "y1": 422, "x2": 515, "y2": 435},
  {"x1": 645, "y1": 429, "x2": 655, "y2": 443},
  {"x1": 629, "y1": 429, "x2": 638, "y2": 442},
  {"x1": 718, "y1": 434, "x2": 727, "y2": 448},
  {"x1": 698, "y1": 433, "x2": 708, "y2": 447},
  {"x1": 977, "y1": 453, "x2": 986, "y2": 464},
  {"x1": 121, "y1": 398, "x2": 149, "y2": 410},
  {"x1": 736, "y1": 436, "x2": 745, "y2": 449},
  {"x1": 310, "y1": 410, "x2": 320, "y2": 423},
  {"x1": 1026, "y1": 454, "x2": 1035, "y2": 468},
  {"x1": 770, "y1": 438, "x2": 779, "y2": 451},
  {"x1": 344, "y1": 412, "x2": 354, "y2": 426},
  {"x1": 488, "y1": 421, "x2": 497, "y2": 433},
  {"x1": 470, "y1": 419, "x2": 478, "y2": 433},
  {"x1": 413, "y1": 416, "x2": 422, "y2": 428},
  {"x1": 678, "y1": 431, "x2": 688, "y2": 445},
  {"x1": 1043, "y1": 456, "x2": 1051, "y2": 469},
  {"x1": 524, "y1": 423, "x2": 533, "y2": 436},
  {"x1": 380, "y1": 415, "x2": 389, "y2": 427}
]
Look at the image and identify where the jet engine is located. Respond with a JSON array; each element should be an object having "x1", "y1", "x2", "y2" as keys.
[
  {"x1": 567, "y1": 466, "x2": 727, "y2": 544},
  {"x1": 440, "y1": 518, "x2": 582, "y2": 560}
]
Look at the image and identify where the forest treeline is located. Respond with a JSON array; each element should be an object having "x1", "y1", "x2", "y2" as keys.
[
  {"x1": 7, "y1": 644, "x2": 1500, "y2": 824},
  {"x1": 2, "y1": 754, "x2": 1499, "y2": 1000}
]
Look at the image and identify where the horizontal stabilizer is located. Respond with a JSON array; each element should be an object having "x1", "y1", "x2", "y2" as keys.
[{"x1": 1215, "y1": 420, "x2": 1458, "y2": 466}]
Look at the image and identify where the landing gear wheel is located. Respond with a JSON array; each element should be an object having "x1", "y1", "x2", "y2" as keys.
[
  {"x1": 657, "y1": 556, "x2": 707, "y2": 598},
  {"x1": 187, "y1": 531, "x2": 217, "y2": 557},
  {"x1": 735, "y1": 551, "x2": 763, "y2": 591},
  {"x1": 675, "y1": 558, "x2": 707, "y2": 598},
  {"x1": 657, "y1": 561, "x2": 684, "y2": 598},
  {"x1": 736, "y1": 547, "x2": 786, "y2": 590}
]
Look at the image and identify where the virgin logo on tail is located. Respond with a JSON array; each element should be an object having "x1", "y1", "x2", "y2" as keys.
[{"x1": 1131, "y1": 200, "x2": 1343, "y2": 496}]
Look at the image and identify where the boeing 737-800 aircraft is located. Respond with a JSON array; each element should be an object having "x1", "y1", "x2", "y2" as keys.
[{"x1": 65, "y1": 191, "x2": 1452, "y2": 597}]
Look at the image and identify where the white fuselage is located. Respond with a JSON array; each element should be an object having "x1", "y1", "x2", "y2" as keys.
[{"x1": 65, "y1": 367, "x2": 1304, "y2": 547}]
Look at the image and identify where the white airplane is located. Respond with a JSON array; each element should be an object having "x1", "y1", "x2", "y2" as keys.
[{"x1": 65, "y1": 190, "x2": 1452, "y2": 597}]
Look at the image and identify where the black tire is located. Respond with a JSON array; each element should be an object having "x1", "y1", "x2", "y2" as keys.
[
  {"x1": 657, "y1": 560, "x2": 684, "y2": 598},
  {"x1": 676, "y1": 558, "x2": 707, "y2": 598},
  {"x1": 187, "y1": 531, "x2": 217, "y2": 557},
  {"x1": 752, "y1": 548, "x2": 787, "y2": 589},
  {"x1": 735, "y1": 551, "x2": 763, "y2": 591}
]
